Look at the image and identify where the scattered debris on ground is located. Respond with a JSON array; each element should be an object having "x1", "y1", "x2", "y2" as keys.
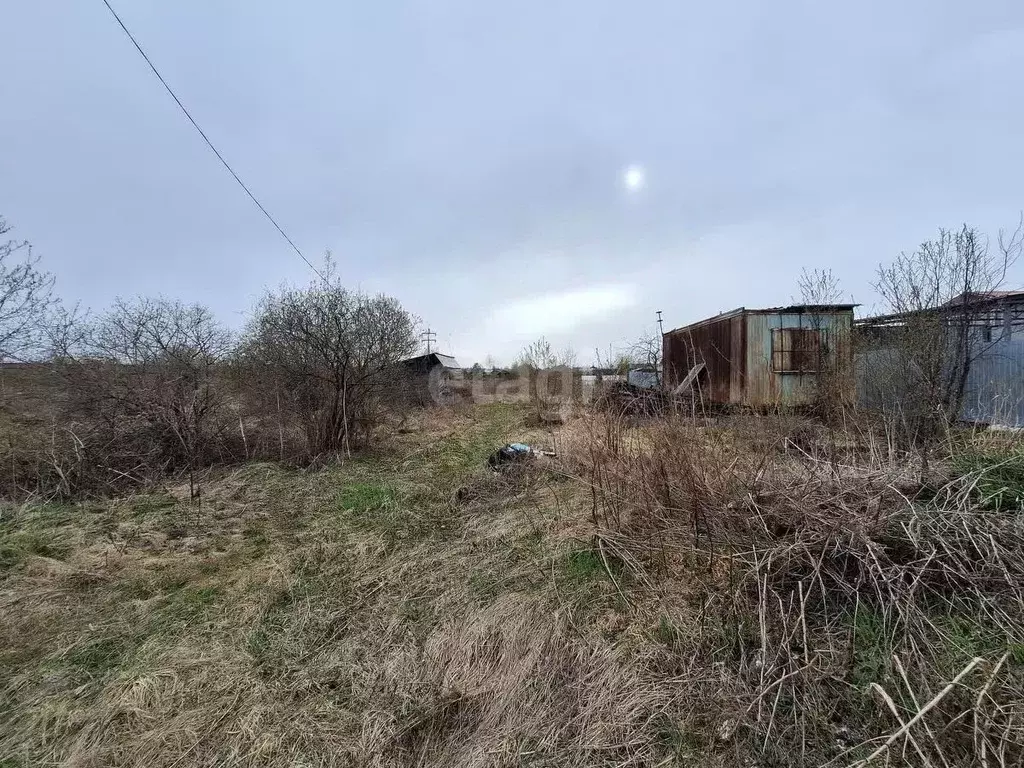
[{"x1": 486, "y1": 442, "x2": 556, "y2": 471}]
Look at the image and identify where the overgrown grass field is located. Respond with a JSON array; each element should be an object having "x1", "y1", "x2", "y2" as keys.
[{"x1": 2, "y1": 403, "x2": 1023, "y2": 767}]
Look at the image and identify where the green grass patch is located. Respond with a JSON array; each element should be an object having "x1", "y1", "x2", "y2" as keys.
[
  {"x1": 506, "y1": 528, "x2": 546, "y2": 564},
  {"x1": 245, "y1": 552, "x2": 354, "y2": 677},
  {"x1": 0, "y1": 501, "x2": 81, "y2": 532},
  {"x1": 468, "y1": 569, "x2": 504, "y2": 603},
  {"x1": 337, "y1": 478, "x2": 456, "y2": 542},
  {"x1": 126, "y1": 492, "x2": 178, "y2": 517},
  {"x1": 246, "y1": 588, "x2": 316, "y2": 675},
  {"x1": 245, "y1": 626, "x2": 274, "y2": 667},
  {"x1": 121, "y1": 581, "x2": 221, "y2": 629},
  {"x1": 928, "y1": 611, "x2": 1015, "y2": 667},
  {"x1": 653, "y1": 713, "x2": 703, "y2": 762},
  {"x1": 37, "y1": 630, "x2": 142, "y2": 693},
  {"x1": 563, "y1": 548, "x2": 606, "y2": 582},
  {"x1": 161, "y1": 585, "x2": 220, "y2": 624},
  {"x1": 0, "y1": 529, "x2": 71, "y2": 570},
  {"x1": 338, "y1": 481, "x2": 396, "y2": 513},
  {"x1": 63, "y1": 636, "x2": 127, "y2": 677},
  {"x1": 953, "y1": 446, "x2": 1024, "y2": 510},
  {"x1": 427, "y1": 403, "x2": 525, "y2": 482},
  {"x1": 849, "y1": 607, "x2": 890, "y2": 689},
  {"x1": 116, "y1": 577, "x2": 160, "y2": 601},
  {"x1": 654, "y1": 615, "x2": 682, "y2": 650},
  {"x1": 242, "y1": 521, "x2": 272, "y2": 558},
  {"x1": 1010, "y1": 643, "x2": 1024, "y2": 664}
]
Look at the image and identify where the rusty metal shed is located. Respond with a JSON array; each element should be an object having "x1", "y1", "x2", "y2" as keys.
[{"x1": 662, "y1": 304, "x2": 856, "y2": 407}]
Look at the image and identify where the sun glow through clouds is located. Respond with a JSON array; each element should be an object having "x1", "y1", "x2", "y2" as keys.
[{"x1": 623, "y1": 164, "x2": 645, "y2": 192}]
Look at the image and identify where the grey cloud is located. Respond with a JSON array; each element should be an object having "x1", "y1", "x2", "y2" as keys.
[{"x1": 2, "y1": 0, "x2": 1024, "y2": 363}]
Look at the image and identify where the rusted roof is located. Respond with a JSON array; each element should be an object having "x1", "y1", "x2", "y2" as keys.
[
  {"x1": 749, "y1": 303, "x2": 858, "y2": 314},
  {"x1": 665, "y1": 308, "x2": 745, "y2": 335},
  {"x1": 665, "y1": 304, "x2": 857, "y2": 335}
]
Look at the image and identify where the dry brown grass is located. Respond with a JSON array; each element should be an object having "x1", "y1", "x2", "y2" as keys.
[
  {"x1": 565, "y1": 409, "x2": 1024, "y2": 767},
  {"x1": 3, "y1": 402, "x2": 1023, "y2": 767},
  {"x1": 1, "y1": 404, "x2": 683, "y2": 767}
]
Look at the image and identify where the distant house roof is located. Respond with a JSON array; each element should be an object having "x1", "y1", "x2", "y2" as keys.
[
  {"x1": 399, "y1": 352, "x2": 463, "y2": 370},
  {"x1": 431, "y1": 353, "x2": 462, "y2": 369},
  {"x1": 858, "y1": 290, "x2": 1024, "y2": 327},
  {"x1": 942, "y1": 291, "x2": 1024, "y2": 307}
]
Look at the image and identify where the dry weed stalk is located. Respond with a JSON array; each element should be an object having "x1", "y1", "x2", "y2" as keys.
[{"x1": 569, "y1": 406, "x2": 1024, "y2": 766}]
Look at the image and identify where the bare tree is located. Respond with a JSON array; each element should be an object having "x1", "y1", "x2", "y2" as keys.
[
  {"x1": 870, "y1": 221, "x2": 1023, "y2": 431},
  {"x1": 796, "y1": 267, "x2": 843, "y2": 305},
  {"x1": 239, "y1": 265, "x2": 419, "y2": 456},
  {"x1": 512, "y1": 337, "x2": 569, "y2": 370},
  {"x1": 792, "y1": 268, "x2": 849, "y2": 407},
  {"x1": 0, "y1": 216, "x2": 56, "y2": 361},
  {"x1": 514, "y1": 337, "x2": 576, "y2": 369},
  {"x1": 592, "y1": 345, "x2": 620, "y2": 371},
  {"x1": 629, "y1": 329, "x2": 662, "y2": 382},
  {"x1": 591, "y1": 332, "x2": 661, "y2": 382},
  {"x1": 560, "y1": 343, "x2": 578, "y2": 369}
]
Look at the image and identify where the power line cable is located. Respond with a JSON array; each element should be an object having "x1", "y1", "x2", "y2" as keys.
[{"x1": 99, "y1": 0, "x2": 327, "y2": 282}]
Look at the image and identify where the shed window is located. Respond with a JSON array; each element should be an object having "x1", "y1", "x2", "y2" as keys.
[{"x1": 771, "y1": 328, "x2": 824, "y2": 373}]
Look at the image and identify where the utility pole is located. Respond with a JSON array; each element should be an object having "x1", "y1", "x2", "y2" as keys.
[
  {"x1": 656, "y1": 310, "x2": 664, "y2": 336},
  {"x1": 421, "y1": 328, "x2": 437, "y2": 354}
]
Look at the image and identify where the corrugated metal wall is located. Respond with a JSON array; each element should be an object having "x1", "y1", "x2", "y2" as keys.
[
  {"x1": 745, "y1": 312, "x2": 853, "y2": 406},
  {"x1": 856, "y1": 338, "x2": 1024, "y2": 427},
  {"x1": 663, "y1": 313, "x2": 744, "y2": 404},
  {"x1": 961, "y1": 340, "x2": 1024, "y2": 426},
  {"x1": 664, "y1": 309, "x2": 853, "y2": 406}
]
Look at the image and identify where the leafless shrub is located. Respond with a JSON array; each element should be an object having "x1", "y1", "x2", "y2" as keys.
[
  {"x1": 514, "y1": 336, "x2": 577, "y2": 369},
  {"x1": 48, "y1": 296, "x2": 234, "y2": 496},
  {"x1": 628, "y1": 330, "x2": 662, "y2": 382},
  {"x1": 788, "y1": 268, "x2": 856, "y2": 423},
  {"x1": 237, "y1": 261, "x2": 419, "y2": 458},
  {"x1": 511, "y1": 338, "x2": 582, "y2": 425}
]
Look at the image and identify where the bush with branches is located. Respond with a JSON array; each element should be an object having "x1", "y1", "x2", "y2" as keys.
[
  {"x1": 238, "y1": 266, "x2": 419, "y2": 457},
  {"x1": 49, "y1": 296, "x2": 234, "y2": 495}
]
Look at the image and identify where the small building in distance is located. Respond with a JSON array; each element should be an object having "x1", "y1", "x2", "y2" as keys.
[
  {"x1": 662, "y1": 304, "x2": 856, "y2": 407},
  {"x1": 396, "y1": 352, "x2": 464, "y2": 405},
  {"x1": 398, "y1": 352, "x2": 463, "y2": 377}
]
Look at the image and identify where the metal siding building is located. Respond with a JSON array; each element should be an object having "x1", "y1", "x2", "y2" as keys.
[
  {"x1": 663, "y1": 305, "x2": 855, "y2": 407},
  {"x1": 854, "y1": 292, "x2": 1024, "y2": 427},
  {"x1": 857, "y1": 337, "x2": 1024, "y2": 427},
  {"x1": 961, "y1": 340, "x2": 1024, "y2": 426}
]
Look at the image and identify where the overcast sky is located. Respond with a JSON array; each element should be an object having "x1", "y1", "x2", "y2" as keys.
[{"x1": 3, "y1": 1, "x2": 1024, "y2": 364}]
